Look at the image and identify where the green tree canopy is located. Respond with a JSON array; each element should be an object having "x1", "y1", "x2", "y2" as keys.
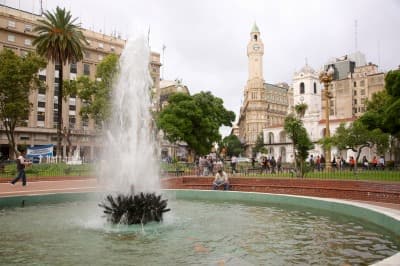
[
  {"x1": 359, "y1": 69, "x2": 400, "y2": 160},
  {"x1": 156, "y1": 91, "x2": 235, "y2": 156},
  {"x1": 284, "y1": 114, "x2": 314, "y2": 177},
  {"x1": 0, "y1": 49, "x2": 46, "y2": 158},
  {"x1": 65, "y1": 54, "x2": 119, "y2": 126},
  {"x1": 33, "y1": 6, "x2": 87, "y2": 158},
  {"x1": 220, "y1": 135, "x2": 243, "y2": 157},
  {"x1": 329, "y1": 121, "x2": 389, "y2": 163}
]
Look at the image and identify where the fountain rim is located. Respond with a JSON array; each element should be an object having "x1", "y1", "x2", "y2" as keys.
[{"x1": 0, "y1": 189, "x2": 399, "y2": 265}]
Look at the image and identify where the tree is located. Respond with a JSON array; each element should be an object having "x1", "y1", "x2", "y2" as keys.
[
  {"x1": 253, "y1": 133, "x2": 267, "y2": 156},
  {"x1": 33, "y1": 6, "x2": 87, "y2": 158},
  {"x1": 219, "y1": 135, "x2": 243, "y2": 157},
  {"x1": 65, "y1": 54, "x2": 119, "y2": 126},
  {"x1": 156, "y1": 91, "x2": 235, "y2": 156},
  {"x1": 284, "y1": 114, "x2": 314, "y2": 177},
  {"x1": 328, "y1": 121, "x2": 389, "y2": 167},
  {"x1": 294, "y1": 103, "x2": 308, "y2": 118},
  {"x1": 0, "y1": 50, "x2": 46, "y2": 158},
  {"x1": 359, "y1": 69, "x2": 400, "y2": 160}
]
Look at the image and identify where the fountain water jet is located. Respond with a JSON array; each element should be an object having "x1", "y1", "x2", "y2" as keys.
[{"x1": 97, "y1": 35, "x2": 169, "y2": 224}]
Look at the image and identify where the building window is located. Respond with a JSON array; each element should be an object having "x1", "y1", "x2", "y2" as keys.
[
  {"x1": 55, "y1": 63, "x2": 61, "y2": 71},
  {"x1": 37, "y1": 112, "x2": 45, "y2": 121},
  {"x1": 39, "y1": 75, "x2": 46, "y2": 81},
  {"x1": 24, "y1": 24, "x2": 32, "y2": 32},
  {"x1": 69, "y1": 115, "x2": 76, "y2": 128},
  {"x1": 268, "y1": 132, "x2": 274, "y2": 144},
  {"x1": 38, "y1": 87, "x2": 46, "y2": 94},
  {"x1": 85, "y1": 51, "x2": 91, "y2": 59},
  {"x1": 353, "y1": 81, "x2": 357, "y2": 87},
  {"x1": 54, "y1": 77, "x2": 60, "y2": 83},
  {"x1": 360, "y1": 89, "x2": 365, "y2": 95},
  {"x1": 54, "y1": 85, "x2": 60, "y2": 97},
  {"x1": 98, "y1": 42, "x2": 104, "y2": 49},
  {"x1": 354, "y1": 99, "x2": 357, "y2": 105},
  {"x1": 83, "y1": 64, "x2": 90, "y2": 75},
  {"x1": 8, "y1": 20, "x2": 16, "y2": 28},
  {"x1": 70, "y1": 63, "x2": 77, "y2": 74},
  {"x1": 53, "y1": 103, "x2": 58, "y2": 110},
  {"x1": 38, "y1": 102, "x2": 46, "y2": 108},
  {"x1": 354, "y1": 90, "x2": 357, "y2": 96},
  {"x1": 360, "y1": 80, "x2": 365, "y2": 86},
  {"x1": 69, "y1": 105, "x2": 76, "y2": 111},
  {"x1": 82, "y1": 116, "x2": 89, "y2": 127},
  {"x1": 353, "y1": 107, "x2": 357, "y2": 114},
  {"x1": 300, "y1": 82, "x2": 305, "y2": 94},
  {"x1": 7, "y1": 35, "x2": 15, "y2": 42},
  {"x1": 20, "y1": 136, "x2": 30, "y2": 140},
  {"x1": 53, "y1": 111, "x2": 59, "y2": 127},
  {"x1": 313, "y1": 82, "x2": 317, "y2": 94},
  {"x1": 98, "y1": 54, "x2": 103, "y2": 61},
  {"x1": 24, "y1": 39, "x2": 32, "y2": 46}
]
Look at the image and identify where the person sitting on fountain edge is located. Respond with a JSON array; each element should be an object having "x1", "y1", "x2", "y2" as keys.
[{"x1": 212, "y1": 169, "x2": 230, "y2": 190}]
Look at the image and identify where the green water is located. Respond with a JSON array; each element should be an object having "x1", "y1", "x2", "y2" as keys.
[{"x1": 0, "y1": 198, "x2": 398, "y2": 265}]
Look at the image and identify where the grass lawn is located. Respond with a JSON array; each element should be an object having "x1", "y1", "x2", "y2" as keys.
[{"x1": 0, "y1": 162, "x2": 93, "y2": 179}]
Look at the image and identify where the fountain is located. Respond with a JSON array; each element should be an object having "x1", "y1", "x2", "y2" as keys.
[
  {"x1": 96, "y1": 35, "x2": 169, "y2": 224},
  {"x1": 0, "y1": 35, "x2": 399, "y2": 265}
]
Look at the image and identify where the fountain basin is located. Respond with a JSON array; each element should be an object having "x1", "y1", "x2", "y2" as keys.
[{"x1": 0, "y1": 190, "x2": 399, "y2": 265}]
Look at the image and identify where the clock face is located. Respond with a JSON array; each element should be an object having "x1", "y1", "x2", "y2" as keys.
[{"x1": 253, "y1": 44, "x2": 260, "y2": 51}]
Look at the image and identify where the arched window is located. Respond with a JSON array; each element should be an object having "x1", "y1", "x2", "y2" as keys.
[
  {"x1": 279, "y1": 131, "x2": 286, "y2": 143},
  {"x1": 254, "y1": 34, "x2": 258, "y2": 41},
  {"x1": 280, "y1": 147, "x2": 286, "y2": 162},
  {"x1": 313, "y1": 82, "x2": 317, "y2": 94},
  {"x1": 268, "y1": 132, "x2": 274, "y2": 144},
  {"x1": 300, "y1": 82, "x2": 305, "y2": 94}
]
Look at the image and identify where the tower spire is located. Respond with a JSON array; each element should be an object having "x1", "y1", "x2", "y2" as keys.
[{"x1": 251, "y1": 22, "x2": 260, "y2": 33}]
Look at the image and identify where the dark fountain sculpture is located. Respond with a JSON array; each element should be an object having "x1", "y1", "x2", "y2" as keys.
[{"x1": 99, "y1": 187, "x2": 170, "y2": 225}]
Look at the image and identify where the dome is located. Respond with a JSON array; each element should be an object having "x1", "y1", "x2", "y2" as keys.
[{"x1": 299, "y1": 64, "x2": 316, "y2": 74}]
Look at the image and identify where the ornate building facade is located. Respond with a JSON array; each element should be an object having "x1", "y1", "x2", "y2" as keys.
[
  {"x1": 263, "y1": 56, "x2": 386, "y2": 163},
  {"x1": 0, "y1": 5, "x2": 161, "y2": 160},
  {"x1": 237, "y1": 24, "x2": 290, "y2": 156}
]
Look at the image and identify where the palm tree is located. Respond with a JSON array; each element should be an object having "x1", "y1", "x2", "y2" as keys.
[{"x1": 33, "y1": 7, "x2": 87, "y2": 159}]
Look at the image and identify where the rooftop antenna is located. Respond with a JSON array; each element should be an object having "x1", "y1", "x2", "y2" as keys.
[
  {"x1": 377, "y1": 40, "x2": 381, "y2": 70},
  {"x1": 40, "y1": 0, "x2": 43, "y2": 15},
  {"x1": 147, "y1": 26, "x2": 151, "y2": 45},
  {"x1": 162, "y1": 44, "x2": 166, "y2": 79},
  {"x1": 354, "y1": 20, "x2": 358, "y2": 52}
]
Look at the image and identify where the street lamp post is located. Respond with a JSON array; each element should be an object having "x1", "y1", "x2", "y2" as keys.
[{"x1": 319, "y1": 67, "x2": 334, "y2": 170}]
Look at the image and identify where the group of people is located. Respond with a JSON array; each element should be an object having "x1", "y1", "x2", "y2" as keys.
[
  {"x1": 309, "y1": 154, "x2": 386, "y2": 171},
  {"x1": 309, "y1": 154, "x2": 326, "y2": 171},
  {"x1": 361, "y1": 155, "x2": 385, "y2": 170},
  {"x1": 259, "y1": 156, "x2": 282, "y2": 174}
]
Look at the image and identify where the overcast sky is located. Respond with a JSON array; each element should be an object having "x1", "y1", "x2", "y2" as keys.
[{"x1": 4, "y1": 0, "x2": 400, "y2": 133}]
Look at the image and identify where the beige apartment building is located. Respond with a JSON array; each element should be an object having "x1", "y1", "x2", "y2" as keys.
[
  {"x1": 237, "y1": 24, "x2": 291, "y2": 156},
  {"x1": 327, "y1": 60, "x2": 385, "y2": 120},
  {"x1": 0, "y1": 5, "x2": 161, "y2": 160}
]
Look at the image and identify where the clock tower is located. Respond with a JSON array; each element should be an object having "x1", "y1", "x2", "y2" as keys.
[{"x1": 247, "y1": 23, "x2": 264, "y2": 84}]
